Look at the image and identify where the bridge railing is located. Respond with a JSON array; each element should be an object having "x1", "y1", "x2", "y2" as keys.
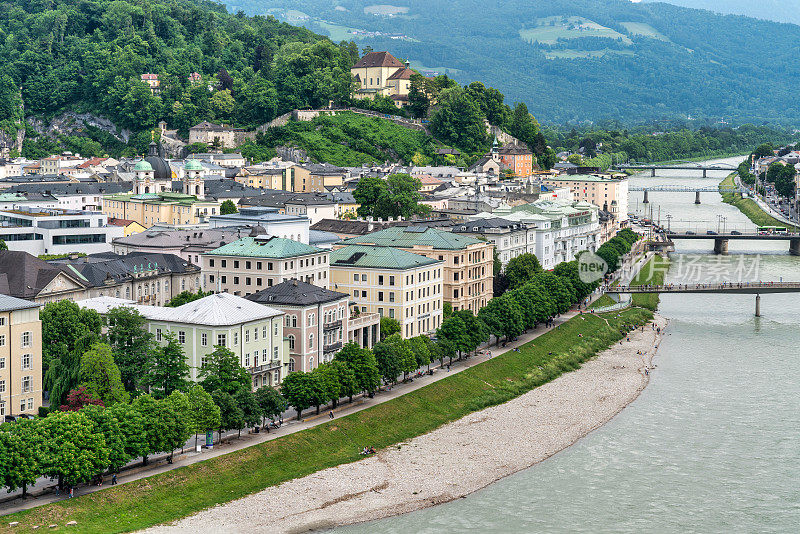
[{"x1": 607, "y1": 281, "x2": 800, "y2": 293}]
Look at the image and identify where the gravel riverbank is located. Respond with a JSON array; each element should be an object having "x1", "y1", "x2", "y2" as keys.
[{"x1": 145, "y1": 314, "x2": 668, "y2": 534}]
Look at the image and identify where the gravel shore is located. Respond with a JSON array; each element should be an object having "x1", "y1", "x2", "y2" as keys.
[{"x1": 145, "y1": 314, "x2": 668, "y2": 534}]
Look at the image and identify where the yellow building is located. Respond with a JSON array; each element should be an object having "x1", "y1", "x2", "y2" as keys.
[
  {"x1": 108, "y1": 218, "x2": 147, "y2": 236},
  {"x1": 337, "y1": 226, "x2": 494, "y2": 314},
  {"x1": 0, "y1": 295, "x2": 43, "y2": 418},
  {"x1": 291, "y1": 164, "x2": 346, "y2": 193},
  {"x1": 351, "y1": 51, "x2": 416, "y2": 107},
  {"x1": 330, "y1": 245, "x2": 443, "y2": 338}
]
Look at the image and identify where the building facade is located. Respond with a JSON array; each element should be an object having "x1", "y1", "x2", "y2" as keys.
[
  {"x1": 0, "y1": 295, "x2": 42, "y2": 419},
  {"x1": 539, "y1": 174, "x2": 629, "y2": 226},
  {"x1": 330, "y1": 245, "x2": 444, "y2": 338},
  {"x1": 338, "y1": 226, "x2": 493, "y2": 314},
  {"x1": 79, "y1": 293, "x2": 288, "y2": 389},
  {"x1": 203, "y1": 236, "x2": 330, "y2": 296}
]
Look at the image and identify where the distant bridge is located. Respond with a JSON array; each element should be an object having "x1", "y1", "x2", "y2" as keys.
[
  {"x1": 651, "y1": 232, "x2": 800, "y2": 255},
  {"x1": 606, "y1": 281, "x2": 800, "y2": 316},
  {"x1": 618, "y1": 163, "x2": 737, "y2": 177},
  {"x1": 631, "y1": 185, "x2": 749, "y2": 204}
]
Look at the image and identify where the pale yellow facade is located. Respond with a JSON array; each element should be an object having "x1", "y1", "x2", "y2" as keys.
[
  {"x1": 330, "y1": 263, "x2": 443, "y2": 339},
  {"x1": 0, "y1": 303, "x2": 42, "y2": 418},
  {"x1": 103, "y1": 196, "x2": 222, "y2": 227},
  {"x1": 291, "y1": 165, "x2": 346, "y2": 193}
]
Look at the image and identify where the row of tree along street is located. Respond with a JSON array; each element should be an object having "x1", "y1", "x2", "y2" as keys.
[{"x1": 0, "y1": 229, "x2": 640, "y2": 496}]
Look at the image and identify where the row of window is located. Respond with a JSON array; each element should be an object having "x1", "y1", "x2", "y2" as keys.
[
  {"x1": 208, "y1": 272, "x2": 327, "y2": 287},
  {"x1": 1, "y1": 376, "x2": 35, "y2": 394},
  {"x1": 243, "y1": 347, "x2": 280, "y2": 367},
  {"x1": 208, "y1": 256, "x2": 327, "y2": 270},
  {"x1": 155, "y1": 323, "x2": 277, "y2": 347},
  {"x1": 0, "y1": 398, "x2": 34, "y2": 416},
  {"x1": 0, "y1": 332, "x2": 33, "y2": 349}
]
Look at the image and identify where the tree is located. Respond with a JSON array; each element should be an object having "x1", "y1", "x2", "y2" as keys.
[
  {"x1": 39, "y1": 411, "x2": 109, "y2": 488},
  {"x1": 437, "y1": 315, "x2": 470, "y2": 361},
  {"x1": 165, "y1": 289, "x2": 212, "y2": 307},
  {"x1": 478, "y1": 294, "x2": 524, "y2": 344},
  {"x1": 254, "y1": 386, "x2": 287, "y2": 424},
  {"x1": 532, "y1": 272, "x2": 575, "y2": 314},
  {"x1": 372, "y1": 334, "x2": 416, "y2": 383},
  {"x1": 199, "y1": 346, "x2": 251, "y2": 396},
  {"x1": 106, "y1": 306, "x2": 153, "y2": 392},
  {"x1": 79, "y1": 343, "x2": 129, "y2": 406},
  {"x1": 329, "y1": 360, "x2": 359, "y2": 403},
  {"x1": 234, "y1": 388, "x2": 261, "y2": 436},
  {"x1": 407, "y1": 73, "x2": 430, "y2": 118},
  {"x1": 107, "y1": 403, "x2": 148, "y2": 465},
  {"x1": 60, "y1": 386, "x2": 104, "y2": 411},
  {"x1": 162, "y1": 391, "x2": 193, "y2": 458},
  {"x1": 453, "y1": 310, "x2": 488, "y2": 354},
  {"x1": 280, "y1": 371, "x2": 315, "y2": 420},
  {"x1": 211, "y1": 389, "x2": 245, "y2": 441},
  {"x1": 143, "y1": 331, "x2": 190, "y2": 398},
  {"x1": 220, "y1": 199, "x2": 238, "y2": 214},
  {"x1": 505, "y1": 253, "x2": 543, "y2": 289},
  {"x1": 313, "y1": 363, "x2": 341, "y2": 410},
  {"x1": 132, "y1": 394, "x2": 170, "y2": 464},
  {"x1": 353, "y1": 174, "x2": 429, "y2": 220},
  {"x1": 429, "y1": 86, "x2": 488, "y2": 153},
  {"x1": 379, "y1": 316, "x2": 401, "y2": 340},
  {"x1": 753, "y1": 143, "x2": 775, "y2": 158},
  {"x1": 0, "y1": 240, "x2": 7, "y2": 251},
  {"x1": 41, "y1": 300, "x2": 102, "y2": 407},
  {"x1": 554, "y1": 260, "x2": 598, "y2": 302},
  {"x1": 408, "y1": 336, "x2": 432, "y2": 370},
  {"x1": 333, "y1": 343, "x2": 380, "y2": 395},
  {"x1": 81, "y1": 405, "x2": 128, "y2": 473},
  {"x1": 0, "y1": 419, "x2": 41, "y2": 496},
  {"x1": 187, "y1": 384, "x2": 221, "y2": 446}
]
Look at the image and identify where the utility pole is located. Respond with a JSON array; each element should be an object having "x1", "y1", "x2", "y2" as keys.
[{"x1": 665, "y1": 214, "x2": 672, "y2": 232}]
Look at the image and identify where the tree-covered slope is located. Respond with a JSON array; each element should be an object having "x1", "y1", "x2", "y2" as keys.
[
  {"x1": 642, "y1": 1, "x2": 800, "y2": 25},
  {"x1": 0, "y1": 0, "x2": 359, "y2": 155},
  {"x1": 237, "y1": 0, "x2": 800, "y2": 124}
]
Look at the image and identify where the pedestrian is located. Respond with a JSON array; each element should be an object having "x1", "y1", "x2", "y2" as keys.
[
  {"x1": 329, "y1": 410, "x2": 334, "y2": 419},
  {"x1": 112, "y1": 473, "x2": 117, "y2": 485},
  {"x1": 69, "y1": 487, "x2": 74, "y2": 499}
]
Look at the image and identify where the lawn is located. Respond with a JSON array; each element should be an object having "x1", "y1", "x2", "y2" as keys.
[
  {"x1": 619, "y1": 22, "x2": 670, "y2": 42},
  {"x1": 719, "y1": 173, "x2": 800, "y2": 232},
  {"x1": 630, "y1": 255, "x2": 670, "y2": 310},
  {"x1": 520, "y1": 16, "x2": 632, "y2": 45},
  {"x1": 8, "y1": 274, "x2": 664, "y2": 532}
]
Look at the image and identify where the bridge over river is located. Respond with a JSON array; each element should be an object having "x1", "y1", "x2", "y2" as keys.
[
  {"x1": 606, "y1": 281, "x2": 800, "y2": 316},
  {"x1": 618, "y1": 163, "x2": 737, "y2": 177},
  {"x1": 630, "y1": 185, "x2": 749, "y2": 204},
  {"x1": 652, "y1": 232, "x2": 800, "y2": 255}
]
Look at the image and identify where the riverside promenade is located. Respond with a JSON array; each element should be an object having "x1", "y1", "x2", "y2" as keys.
[{"x1": 0, "y1": 248, "x2": 653, "y2": 516}]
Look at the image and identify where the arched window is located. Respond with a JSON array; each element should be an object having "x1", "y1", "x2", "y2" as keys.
[
  {"x1": 195, "y1": 277, "x2": 200, "y2": 287},
  {"x1": 126, "y1": 287, "x2": 131, "y2": 299},
  {"x1": 288, "y1": 334, "x2": 295, "y2": 350},
  {"x1": 195, "y1": 185, "x2": 201, "y2": 195},
  {"x1": 144, "y1": 186, "x2": 150, "y2": 194},
  {"x1": 291, "y1": 315, "x2": 297, "y2": 327},
  {"x1": 309, "y1": 333, "x2": 314, "y2": 349},
  {"x1": 309, "y1": 356, "x2": 314, "y2": 370},
  {"x1": 288, "y1": 358, "x2": 295, "y2": 372}
]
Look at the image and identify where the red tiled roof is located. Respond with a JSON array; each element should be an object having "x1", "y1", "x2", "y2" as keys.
[
  {"x1": 353, "y1": 51, "x2": 404, "y2": 69},
  {"x1": 108, "y1": 218, "x2": 137, "y2": 226}
]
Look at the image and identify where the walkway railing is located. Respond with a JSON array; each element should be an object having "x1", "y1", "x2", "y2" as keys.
[{"x1": 608, "y1": 281, "x2": 800, "y2": 293}]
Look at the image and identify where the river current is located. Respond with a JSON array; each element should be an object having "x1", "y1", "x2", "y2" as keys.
[{"x1": 335, "y1": 157, "x2": 800, "y2": 533}]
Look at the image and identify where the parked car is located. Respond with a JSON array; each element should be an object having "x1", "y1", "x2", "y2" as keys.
[
  {"x1": 707, "y1": 230, "x2": 718, "y2": 235},
  {"x1": 686, "y1": 231, "x2": 696, "y2": 235},
  {"x1": 731, "y1": 230, "x2": 742, "y2": 235}
]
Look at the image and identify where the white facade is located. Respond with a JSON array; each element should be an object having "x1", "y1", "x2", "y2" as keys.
[
  {"x1": 208, "y1": 207, "x2": 311, "y2": 244},
  {"x1": 284, "y1": 201, "x2": 336, "y2": 225},
  {"x1": 0, "y1": 208, "x2": 124, "y2": 256}
]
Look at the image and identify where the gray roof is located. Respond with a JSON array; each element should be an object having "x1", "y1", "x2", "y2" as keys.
[
  {"x1": 0, "y1": 293, "x2": 40, "y2": 312},
  {"x1": 246, "y1": 279, "x2": 348, "y2": 306},
  {"x1": 0, "y1": 251, "x2": 87, "y2": 299},
  {"x1": 6, "y1": 182, "x2": 132, "y2": 196},
  {"x1": 56, "y1": 253, "x2": 198, "y2": 287}
]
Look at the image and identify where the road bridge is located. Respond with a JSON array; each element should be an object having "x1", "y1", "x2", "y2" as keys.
[
  {"x1": 630, "y1": 185, "x2": 749, "y2": 204},
  {"x1": 606, "y1": 281, "x2": 800, "y2": 316},
  {"x1": 618, "y1": 163, "x2": 736, "y2": 177},
  {"x1": 654, "y1": 232, "x2": 800, "y2": 255}
]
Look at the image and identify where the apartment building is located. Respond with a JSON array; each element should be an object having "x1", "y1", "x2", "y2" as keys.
[
  {"x1": 338, "y1": 226, "x2": 493, "y2": 314},
  {"x1": 330, "y1": 245, "x2": 443, "y2": 338},
  {"x1": 247, "y1": 280, "x2": 379, "y2": 373},
  {"x1": 203, "y1": 236, "x2": 329, "y2": 296},
  {"x1": 539, "y1": 174, "x2": 629, "y2": 226},
  {"x1": 79, "y1": 292, "x2": 288, "y2": 388},
  {"x1": 0, "y1": 294, "x2": 42, "y2": 419}
]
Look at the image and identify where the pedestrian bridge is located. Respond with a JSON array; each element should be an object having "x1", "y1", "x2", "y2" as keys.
[
  {"x1": 651, "y1": 232, "x2": 800, "y2": 255},
  {"x1": 605, "y1": 281, "x2": 800, "y2": 316},
  {"x1": 632, "y1": 185, "x2": 749, "y2": 204},
  {"x1": 618, "y1": 163, "x2": 736, "y2": 177}
]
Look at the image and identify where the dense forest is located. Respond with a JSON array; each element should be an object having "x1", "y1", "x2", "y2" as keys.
[{"x1": 242, "y1": 0, "x2": 800, "y2": 124}]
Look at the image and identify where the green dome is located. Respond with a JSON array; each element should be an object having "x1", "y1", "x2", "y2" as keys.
[
  {"x1": 134, "y1": 160, "x2": 153, "y2": 172},
  {"x1": 184, "y1": 159, "x2": 203, "y2": 171}
]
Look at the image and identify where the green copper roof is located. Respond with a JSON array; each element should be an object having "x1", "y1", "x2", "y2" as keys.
[
  {"x1": 134, "y1": 160, "x2": 153, "y2": 171},
  {"x1": 206, "y1": 236, "x2": 323, "y2": 258},
  {"x1": 185, "y1": 159, "x2": 203, "y2": 171},
  {"x1": 340, "y1": 225, "x2": 483, "y2": 250},
  {"x1": 331, "y1": 245, "x2": 440, "y2": 270}
]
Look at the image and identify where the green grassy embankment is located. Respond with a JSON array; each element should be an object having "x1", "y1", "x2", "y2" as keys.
[
  {"x1": 719, "y1": 173, "x2": 800, "y2": 232},
  {"x1": 7, "y1": 260, "x2": 666, "y2": 533},
  {"x1": 630, "y1": 255, "x2": 670, "y2": 310}
]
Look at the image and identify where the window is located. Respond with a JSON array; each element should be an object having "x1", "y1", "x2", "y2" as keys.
[
  {"x1": 245, "y1": 330, "x2": 250, "y2": 343},
  {"x1": 245, "y1": 353, "x2": 250, "y2": 367},
  {"x1": 156, "y1": 328, "x2": 162, "y2": 342},
  {"x1": 353, "y1": 274, "x2": 358, "y2": 282},
  {"x1": 0, "y1": 317, "x2": 4, "y2": 326},
  {"x1": 201, "y1": 333, "x2": 208, "y2": 346},
  {"x1": 221, "y1": 260, "x2": 227, "y2": 268},
  {"x1": 217, "y1": 334, "x2": 226, "y2": 347},
  {"x1": 288, "y1": 335, "x2": 295, "y2": 350},
  {"x1": 274, "y1": 323, "x2": 278, "y2": 335},
  {"x1": 27, "y1": 398, "x2": 33, "y2": 410},
  {"x1": 233, "y1": 332, "x2": 238, "y2": 345},
  {"x1": 21, "y1": 353, "x2": 31, "y2": 370},
  {"x1": 361, "y1": 274, "x2": 367, "y2": 281},
  {"x1": 262, "y1": 349, "x2": 269, "y2": 363},
  {"x1": 389, "y1": 309, "x2": 395, "y2": 319},
  {"x1": 264, "y1": 325, "x2": 268, "y2": 338},
  {"x1": 234, "y1": 260, "x2": 240, "y2": 269},
  {"x1": 22, "y1": 375, "x2": 31, "y2": 393},
  {"x1": 21, "y1": 331, "x2": 31, "y2": 348},
  {"x1": 291, "y1": 315, "x2": 297, "y2": 328},
  {"x1": 378, "y1": 275, "x2": 384, "y2": 285},
  {"x1": 389, "y1": 292, "x2": 395, "y2": 303},
  {"x1": 257, "y1": 261, "x2": 262, "y2": 270},
  {"x1": 254, "y1": 328, "x2": 259, "y2": 341},
  {"x1": 246, "y1": 261, "x2": 251, "y2": 269},
  {"x1": 378, "y1": 291, "x2": 384, "y2": 302},
  {"x1": 289, "y1": 358, "x2": 295, "y2": 372},
  {"x1": 309, "y1": 333, "x2": 314, "y2": 349},
  {"x1": 0, "y1": 335, "x2": 5, "y2": 347},
  {"x1": 233, "y1": 276, "x2": 239, "y2": 285},
  {"x1": 0, "y1": 380, "x2": 4, "y2": 393},
  {"x1": 0, "y1": 357, "x2": 4, "y2": 369},
  {"x1": 389, "y1": 275, "x2": 395, "y2": 285},
  {"x1": 273, "y1": 346, "x2": 279, "y2": 360}
]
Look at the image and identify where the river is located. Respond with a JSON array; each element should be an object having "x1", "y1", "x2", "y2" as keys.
[{"x1": 334, "y1": 157, "x2": 800, "y2": 534}]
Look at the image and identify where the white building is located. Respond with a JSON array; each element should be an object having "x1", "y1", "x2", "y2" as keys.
[
  {"x1": 78, "y1": 293, "x2": 289, "y2": 388},
  {"x1": 0, "y1": 208, "x2": 124, "y2": 256},
  {"x1": 208, "y1": 207, "x2": 311, "y2": 244}
]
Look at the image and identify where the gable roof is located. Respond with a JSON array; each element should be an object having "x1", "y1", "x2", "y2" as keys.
[
  {"x1": 387, "y1": 67, "x2": 414, "y2": 80},
  {"x1": 0, "y1": 293, "x2": 41, "y2": 312},
  {"x1": 246, "y1": 279, "x2": 348, "y2": 306},
  {"x1": 353, "y1": 51, "x2": 404, "y2": 69},
  {"x1": 339, "y1": 225, "x2": 484, "y2": 250},
  {"x1": 205, "y1": 236, "x2": 322, "y2": 258},
  {"x1": 0, "y1": 251, "x2": 88, "y2": 299},
  {"x1": 331, "y1": 245, "x2": 440, "y2": 270}
]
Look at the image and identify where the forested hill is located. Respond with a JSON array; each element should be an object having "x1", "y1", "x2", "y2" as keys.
[
  {"x1": 238, "y1": 0, "x2": 800, "y2": 124},
  {"x1": 0, "y1": 0, "x2": 358, "y2": 154},
  {"x1": 642, "y1": 1, "x2": 800, "y2": 25}
]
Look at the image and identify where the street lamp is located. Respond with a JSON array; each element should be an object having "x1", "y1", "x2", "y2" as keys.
[{"x1": 665, "y1": 214, "x2": 673, "y2": 233}]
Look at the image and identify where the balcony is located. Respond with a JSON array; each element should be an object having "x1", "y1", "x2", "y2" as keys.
[
  {"x1": 323, "y1": 319, "x2": 342, "y2": 331},
  {"x1": 323, "y1": 341, "x2": 343, "y2": 354},
  {"x1": 251, "y1": 361, "x2": 282, "y2": 374}
]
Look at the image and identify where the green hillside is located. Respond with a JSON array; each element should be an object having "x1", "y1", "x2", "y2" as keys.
[{"x1": 237, "y1": 0, "x2": 800, "y2": 124}]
